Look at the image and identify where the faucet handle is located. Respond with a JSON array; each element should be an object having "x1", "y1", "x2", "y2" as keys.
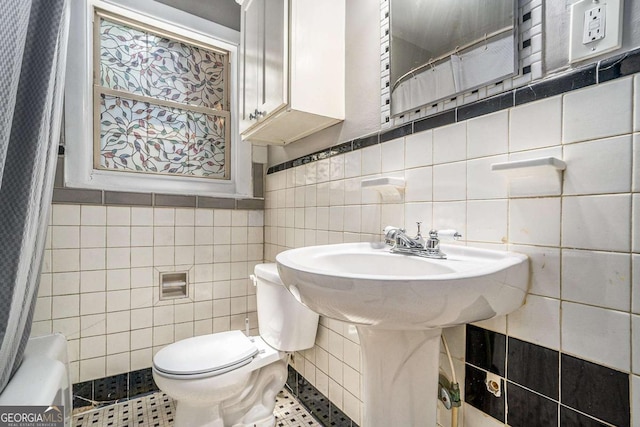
[
  {"x1": 436, "y1": 229, "x2": 462, "y2": 240},
  {"x1": 416, "y1": 222, "x2": 423, "y2": 237}
]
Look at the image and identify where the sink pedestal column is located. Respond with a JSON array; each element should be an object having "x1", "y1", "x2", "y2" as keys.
[{"x1": 356, "y1": 327, "x2": 442, "y2": 427}]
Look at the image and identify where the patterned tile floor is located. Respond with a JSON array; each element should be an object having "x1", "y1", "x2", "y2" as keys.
[{"x1": 72, "y1": 389, "x2": 321, "y2": 427}]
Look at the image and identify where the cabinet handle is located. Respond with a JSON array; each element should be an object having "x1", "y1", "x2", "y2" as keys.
[{"x1": 249, "y1": 109, "x2": 267, "y2": 120}]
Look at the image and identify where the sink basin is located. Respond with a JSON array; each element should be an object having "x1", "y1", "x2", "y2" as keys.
[
  {"x1": 276, "y1": 242, "x2": 530, "y2": 427},
  {"x1": 276, "y1": 242, "x2": 529, "y2": 330}
]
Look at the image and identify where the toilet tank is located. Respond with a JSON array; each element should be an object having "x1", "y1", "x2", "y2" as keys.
[{"x1": 254, "y1": 263, "x2": 319, "y2": 352}]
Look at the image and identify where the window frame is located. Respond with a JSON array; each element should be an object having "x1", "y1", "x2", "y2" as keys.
[
  {"x1": 93, "y1": 10, "x2": 232, "y2": 180},
  {"x1": 65, "y1": 0, "x2": 251, "y2": 197}
]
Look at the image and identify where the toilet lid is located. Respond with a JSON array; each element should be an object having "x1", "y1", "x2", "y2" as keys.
[{"x1": 153, "y1": 330, "x2": 259, "y2": 376}]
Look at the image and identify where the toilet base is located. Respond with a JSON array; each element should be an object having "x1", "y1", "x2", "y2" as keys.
[{"x1": 170, "y1": 358, "x2": 287, "y2": 427}]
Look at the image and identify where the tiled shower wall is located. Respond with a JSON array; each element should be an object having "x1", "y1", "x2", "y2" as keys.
[
  {"x1": 264, "y1": 74, "x2": 640, "y2": 425},
  {"x1": 32, "y1": 204, "x2": 263, "y2": 385}
]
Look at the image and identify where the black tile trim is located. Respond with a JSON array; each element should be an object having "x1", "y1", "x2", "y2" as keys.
[
  {"x1": 236, "y1": 198, "x2": 264, "y2": 210},
  {"x1": 154, "y1": 194, "x2": 197, "y2": 208},
  {"x1": 561, "y1": 353, "x2": 630, "y2": 427},
  {"x1": 287, "y1": 365, "x2": 359, "y2": 427},
  {"x1": 264, "y1": 48, "x2": 638, "y2": 175},
  {"x1": 52, "y1": 188, "x2": 262, "y2": 210},
  {"x1": 413, "y1": 110, "x2": 456, "y2": 133},
  {"x1": 73, "y1": 368, "x2": 159, "y2": 409},
  {"x1": 52, "y1": 188, "x2": 103, "y2": 205},
  {"x1": 506, "y1": 382, "x2": 558, "y2": 427},
  {"x1": 252, "y1": 162, "x2": 265, "y2": 199},
  {"x1": 380, "y1": 123, "x2": 412, "y2": 143},
  {"x1": 465, "y1": 324, "x2": 506, "y2": 376},
  {"x1": 464, "y1": 364, "x2": 505, "y2": 422},
  {"x1": 197, "y1": 196, "x2": 235, "y2": 209},
  {"x1": 457, "y1": 92, "x2": 514, "y2": 122},
  {"x1": 467, "y1": 326, "x2": 631, "y2": 427},
  {"x1": 507, "y1": 336, "x2": 559, "y2": 400},
  {"x1": 598, "y1": 46, "x2": 640, "y2": 82},
  {"x1": 515, "y1": 64, "x2": 597, "y2": 105},
  {"x1": 104, "y1": 191, "x2": 153, "y2": 206},
  {"x1": 352, "y1": 134, "x2": 379, "y2": 150},
  {"x1": 560, "y1": 405, "x2": 610, "y2": 427}
]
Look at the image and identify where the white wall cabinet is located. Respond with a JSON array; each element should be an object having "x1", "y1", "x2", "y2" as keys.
[{"x1": 238, "y1": 0, "x2": 345, "y2": 145}]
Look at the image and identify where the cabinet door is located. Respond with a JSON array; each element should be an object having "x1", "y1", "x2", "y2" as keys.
[
  {"x1": 239, "y1": 0, "x2": 262, "y2": 133},
  {"x1": 260, "y1": 0, "x2": 288, "y2": 118}
]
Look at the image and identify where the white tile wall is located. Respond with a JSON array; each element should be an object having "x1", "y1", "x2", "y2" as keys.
[
  {"x1": 264, "y1": 73, "x2": 640, "y2": 423},
  {"x1": 562, "y1": 77, "x2": 633, "y2": 144},
  {"x1": 509, "y1": 96, "x2": 562, "y2": 152},
  {"x1": 404, "y1": 130, "x2": 433, "y2": 169},
  {"x1": 507, "y1": 294, "x2": 560, "y2": 350},
  {"x1": 562, "y1": 195, "x2": 631, "y2": 252},
  {"x1": 34, "y1": 206, "x2": 263, "y2": 384},
  {"x1": 561, "y1": 249, "x2": 631, "y2": 311},
  {"x1": 380, "y1": 137, "x2": 404, "y2": 172},
  {"x1": 562, "y1": 135, "x2": 632, "y2": 195},
  {"x1": 509, "y1": 198, "x2": 560, "y2": 246},
  {"x1": 561, "y1": 301, "x2": 630, "y2": 371},
  {"x1": 433, "y1": 122, "x2": 467, "y2": 164},
  {"x1": 467, "y1": 111, "x2": 509, "y2": 159}
]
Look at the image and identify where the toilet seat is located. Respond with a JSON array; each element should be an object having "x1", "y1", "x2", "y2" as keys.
[{"x1": 153, "y1": 331, "x2": 259, "y2": 379}]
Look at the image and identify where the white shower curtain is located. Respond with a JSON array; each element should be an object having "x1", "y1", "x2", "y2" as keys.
[{"x1": 0, "y1": 0, "x2": 69, "y2": 393}]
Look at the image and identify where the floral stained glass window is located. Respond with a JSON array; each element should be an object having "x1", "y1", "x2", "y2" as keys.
[{"x1": 94, "y1": 12, "x2": 230, "y2": 179}]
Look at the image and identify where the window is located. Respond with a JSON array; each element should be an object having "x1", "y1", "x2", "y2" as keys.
[
  {"x1": 65, "y1": 1, "x2": 251, "y2": 197},
  {"x1": 95, "y1": 11, "x2": 230, "y2": 179}
]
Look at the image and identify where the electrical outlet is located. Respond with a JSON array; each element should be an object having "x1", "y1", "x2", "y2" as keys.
[
  {"x1": 582, "y1": 5, "x2": 606, "y2": 44},
  {"x1": 569, "y1": 0, "x2": 624, "y2": 64}
]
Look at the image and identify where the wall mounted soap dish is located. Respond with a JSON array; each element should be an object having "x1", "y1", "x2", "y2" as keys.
[
  {"x1": 361, "y1": 177, "x2": 405, "y2": 202},
  {"x1": 491, "y1": 156, "x2": 566, "y2": 197}
]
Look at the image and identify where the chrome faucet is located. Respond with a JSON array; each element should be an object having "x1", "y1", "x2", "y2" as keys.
[{"x1": 384, "y1": 223, "x2": 462, "y2": 259}]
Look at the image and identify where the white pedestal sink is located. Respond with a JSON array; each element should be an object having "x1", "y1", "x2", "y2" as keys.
[{"x1": 276, "y1": 242, "x2": 529, "y2": 426}]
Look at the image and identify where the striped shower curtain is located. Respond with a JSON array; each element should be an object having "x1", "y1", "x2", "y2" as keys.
[{"x1": 0, "y1": 0, "x2": 69, "y2": 392}]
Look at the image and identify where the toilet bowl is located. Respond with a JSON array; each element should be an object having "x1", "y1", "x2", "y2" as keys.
[{"x1": 152, "y1": 263, "x2": 319, "y2": 427}]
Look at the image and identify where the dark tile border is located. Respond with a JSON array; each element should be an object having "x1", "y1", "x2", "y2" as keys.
[
  {"x1": 464, "y1": 326, "x2": 631, "y2": 427},
  {"x1": 465, "y1": 364, "x2": 505, "y2": 422},
  {"x1": 506, "y1": 382, "x2": 558, "y2": 427},
  {"x1": 413, "y1": 110, "x2": 456, "y2": 133},
  {"x1": 598, "y1": 48, "x2": 640, "y2": 82},
  {"x1": 514, "y1": 64, "x2": 597, "y2": 105},
  {"x1": 154, "y1": 194, "x2": 197, "y2": 208},
  {"x1": 286, "y1": 365, "x2": 359, "y2": 427},
  {"x1": 267, "y1": 47, "x2": 640, "y2": 175},
  {"x1": 507, "y1": 336, "x2": 559, "y2": 400},
  {"x1": 52, "y1": 188, "x2": 103, "y2": 205},
  {"x1": 52, "y1": 186, "x2": 264, "y2": 210},
  {"x1": 465, "y1": 324, "x2": 506, "y2": 376},
  {"x1": 252, "y1": 162, "x2": 265, "y2": 199},
  {"x1": 53, "y1": 156, "x2": 265, "y2": 210},
  {"x1": 73, "y1": 368, "x2": 159, "y2": 409},
  {"x1": 561, "y1": 353, "x2": 630, "y2": 427},
  {"x1": 457, "y1": 92, "x2": 514, "y2": 122},
  {"x1": 104, "y1": 191, "x2": 153, "y2": 206}
]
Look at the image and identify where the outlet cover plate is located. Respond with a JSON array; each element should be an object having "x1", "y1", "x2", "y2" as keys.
[{"x1": 569, "y1": 0, "x2": 623, "y2": 64}]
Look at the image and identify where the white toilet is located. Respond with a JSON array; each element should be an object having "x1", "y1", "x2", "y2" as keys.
[{"x1": 152, "y1": 263, "x2": 319, "y2": 427}]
